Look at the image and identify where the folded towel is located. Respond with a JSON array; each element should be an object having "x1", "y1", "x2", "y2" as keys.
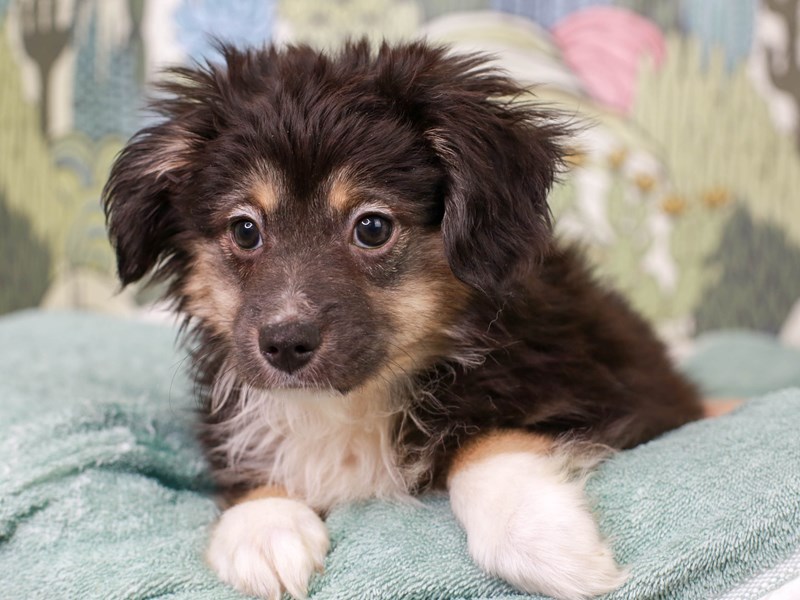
[{"x1": 1, "y1": 311, "x2": 799, "y2": 600}]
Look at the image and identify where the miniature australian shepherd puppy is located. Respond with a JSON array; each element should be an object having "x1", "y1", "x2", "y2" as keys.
[{"x1": 103, "y1": 41, "x2": 703, "y2": 600}]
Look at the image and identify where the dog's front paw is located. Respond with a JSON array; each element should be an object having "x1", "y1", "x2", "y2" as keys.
[
  {"x1": 476, "y1": 493, "x2": 628, "y2": 600},
  {"x1": 207, "y1": 497, "x2": 329, "y2": 600},
  {"x1": 450, "y1": 451, "x2": 628, "y2": 600}
]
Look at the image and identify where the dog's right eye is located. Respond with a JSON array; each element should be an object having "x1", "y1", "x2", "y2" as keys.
[
  {"x1": 353, "y1": 214, "x2": 393, "y2": 249},
  {"x1": 231, "y1": 219, "x2": 262, "y2": 250}
]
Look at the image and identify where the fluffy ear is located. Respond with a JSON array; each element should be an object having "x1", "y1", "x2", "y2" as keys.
[
  {"x1": 428, "y1": 101, "x2": 564, "y2": 292},
  {"x1": 102, "y1": 57, "x2": 229, "y2": 285},
  {"x1": 378, "y1": 45, "x2": 566, "y2": 292},
  {"x1": 102, "y1": 122, "x2": 195, "y2": 285}
]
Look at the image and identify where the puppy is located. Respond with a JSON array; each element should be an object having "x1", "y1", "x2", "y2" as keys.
[{"x1": 103, "y1": 41, "x2": 702, "y2": 600}]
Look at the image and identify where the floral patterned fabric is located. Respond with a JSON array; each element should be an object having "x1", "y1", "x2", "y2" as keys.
[{"x1": 2, "y1": 0, "x2": 799, "y2": 353}]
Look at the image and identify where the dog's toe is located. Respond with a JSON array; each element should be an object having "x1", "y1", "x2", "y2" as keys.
[{"x1": 207, "y1": 497, "x2": 329, "y2": 600}]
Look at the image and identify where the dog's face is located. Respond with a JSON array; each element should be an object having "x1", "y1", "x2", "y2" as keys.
[
  {"x1": 171, "y1": 156, "x2": 466, "y2": 393},
  {"x1": 103, "y1": 42, "x2": 564, "y2": 392}
]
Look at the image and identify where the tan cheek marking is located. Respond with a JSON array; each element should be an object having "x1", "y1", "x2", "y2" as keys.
[
  {"x1": 251, "y1": 176, "x2": 280, "y2": 214},
  {"x1": 448, "y1": 430, "x2": 555, "y2": 482},
  {"x1": 374, "y1": 234, "x2": 472, "y2": 373},
  {"x1": 373, "y1": 284, "x2": 440, "y2": 374},
  {"x1": 182, "y1": 245, "x2": 240, "y2": 336}
]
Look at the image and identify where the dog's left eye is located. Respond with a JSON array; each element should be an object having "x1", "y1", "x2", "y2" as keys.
[
  {"x1": 231, "y1": 219, "x2": 262, "y2": 250},
  {"x1": 353, "y1": 215, "x2": 393, "y2": 248}
]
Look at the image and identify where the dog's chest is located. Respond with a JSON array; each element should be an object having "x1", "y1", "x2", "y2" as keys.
[{"x1": 218, "y1": 387, "x2": 411, "y2": 511}]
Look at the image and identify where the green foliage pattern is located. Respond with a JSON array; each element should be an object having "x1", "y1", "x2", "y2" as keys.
[
  {"x1": 0, "y1": 191, "x2": 52, "y2": 313},
  {"x1": 552, "y1": 34, "x2": 800, "y2": 331},
  {"x1": 696, "y1": 206, "x2": 800, "y2": 334},
  {"x1": 0, "y1": 29, "x2": 122, "y2": 314},
  {"x1": 634, "y1": 35, "x2": 800, "y2": 246}
]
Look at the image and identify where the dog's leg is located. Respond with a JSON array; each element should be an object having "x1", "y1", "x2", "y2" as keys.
[
  {"x1": 447, "y1": 430, "x2": 627, "y2": 600},
  {"x1": 206, "y1": 485, "x2": 329, "y2": 600}
]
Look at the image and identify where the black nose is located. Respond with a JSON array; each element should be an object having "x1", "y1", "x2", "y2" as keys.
[{"x1": 258, "y1": 321, "x2": 321, "y2": 373}]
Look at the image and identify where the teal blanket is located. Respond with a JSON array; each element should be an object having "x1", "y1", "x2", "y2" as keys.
[{"x1": 2, "y1": 312, "x2": 800, "y2": 600}]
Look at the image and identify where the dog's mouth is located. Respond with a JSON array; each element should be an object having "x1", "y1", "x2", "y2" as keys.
[
  {"x1": 241, "y1": 345, "x2": 359, "y2": 396},
  {"x1": 257, "y1": 376, "x2": 352, "y2": 396},
  {"x1": 244, "y1": 361, "x2": 338, "y2": 391}
]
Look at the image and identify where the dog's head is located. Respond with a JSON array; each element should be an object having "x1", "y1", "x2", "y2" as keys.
[{"x1": 103, "y1": 41, "x2": 564, "y2": 392}]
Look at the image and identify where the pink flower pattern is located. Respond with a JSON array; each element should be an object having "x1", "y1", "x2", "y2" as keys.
[{"x1": 552, "y1": 7, "x2": 666, "y2": 113}]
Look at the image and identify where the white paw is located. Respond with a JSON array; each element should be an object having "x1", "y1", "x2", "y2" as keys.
[
  {"x1": 450, "y1": 452, "x2": 628, "y2": 600},
  {"x1": 207, "y1": 497, "x2": 329, "y2": 600}
]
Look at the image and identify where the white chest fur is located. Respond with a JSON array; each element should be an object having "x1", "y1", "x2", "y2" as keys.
[{"x1": 210, "y1": 378, "x2": 413, "y2": 511}]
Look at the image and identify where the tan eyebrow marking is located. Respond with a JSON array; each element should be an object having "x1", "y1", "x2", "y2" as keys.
[
  {"x1": 328, "y1": 170, "x2": 359, "y2": 213},
  {"x1": 251, "y1": 176, "x2": 280, "y2": 214}
]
